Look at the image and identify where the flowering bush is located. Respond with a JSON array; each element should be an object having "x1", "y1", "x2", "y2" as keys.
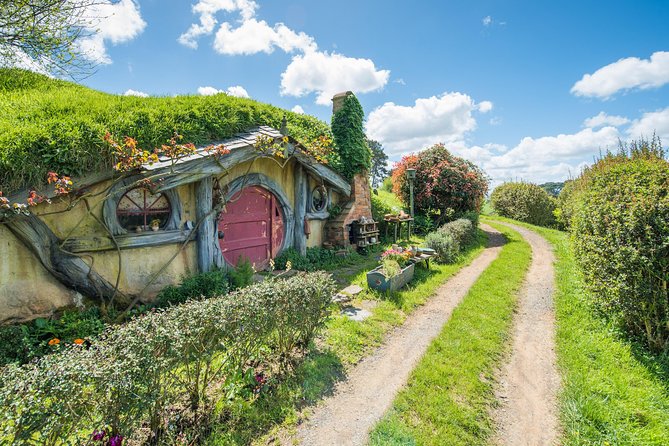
[
  {"x1": 392, "y1": 144, "x2": 488, "y2": 223},
  {"x1": 381, "y1": 249, "x2": 412, "y2": 267},
  {"x1": 0, "y1": 272, "x2": 337, "y2": 444}
]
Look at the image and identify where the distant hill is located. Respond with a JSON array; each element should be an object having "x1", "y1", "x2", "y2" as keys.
[{"x1": 0, "y1": 68, "x2": 331, "y2": 193}]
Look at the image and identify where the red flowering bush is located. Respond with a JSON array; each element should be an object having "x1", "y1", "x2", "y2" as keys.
[{"x1": 392, "y1": 144, "x2": 488, "y2": 222}]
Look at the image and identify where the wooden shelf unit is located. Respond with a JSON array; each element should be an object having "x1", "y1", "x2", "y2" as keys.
[{"x1": 349, "y1": 220, "x2": 380, "y2": 248}]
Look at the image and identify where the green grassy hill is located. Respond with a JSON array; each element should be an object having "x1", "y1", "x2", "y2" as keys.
[{"x1": 0, "y1": 69, "x2": 332, "y2": 193}]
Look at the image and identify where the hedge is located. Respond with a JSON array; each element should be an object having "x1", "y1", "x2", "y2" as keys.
[
  {"x1": 490, "y1": 182, "x2": 556, "y2": 227},
  {"x1": 0, "y1": 272, "x2": 337, "y2": 444},
  {"x1": 571, "y1": 157, "x2": 669, "y2": 353}
]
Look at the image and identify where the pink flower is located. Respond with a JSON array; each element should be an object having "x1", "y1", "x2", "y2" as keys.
[{"x1": 109, "y1": 435, "x2": 124, "y2": 446}]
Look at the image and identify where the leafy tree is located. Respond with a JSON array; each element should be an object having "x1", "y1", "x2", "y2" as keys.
[
  {"x1": 331, "y1": 93, "x2": 371, "y2": 180},
  {"x1": 367, "y1": 138, "x2": 389, "y2": 188},
  {"x1": 0, "y1": 0, "x2": 101, "y2": 77},
  {"x1": 538, "y1": 181, "x2": 564, "y2": 197},
  {"x1": 391, "y1": 143, "x2": 488, "y2": 224}
]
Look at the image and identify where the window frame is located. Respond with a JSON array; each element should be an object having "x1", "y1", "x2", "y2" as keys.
[{"x1": 103, "y1": 176, "x2": 182, "y2": 236}]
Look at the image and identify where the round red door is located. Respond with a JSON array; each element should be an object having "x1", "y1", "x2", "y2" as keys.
[{"x1": 218, "y1": 186, "x2": 285, "y2": 269}]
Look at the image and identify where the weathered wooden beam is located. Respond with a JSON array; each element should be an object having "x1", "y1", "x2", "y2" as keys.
[
  {"x1": 5, "y1": 215, "x2": 131, "y2": 305},
  {"x1": 150, "y1": 147, "x2": 258, "y2": 192},
  {"x1": 195, "y1": 177, "x2": 215, "y2": 273},
  {"x1": 293, "y1": 166, "x2": 308, "y2": 255},
  {"x1": 60, "y1": 230, "x2": 194, "y2": 253},
  {"x1": 291, "y1": 149, "x2": 351, "y2": 196}
]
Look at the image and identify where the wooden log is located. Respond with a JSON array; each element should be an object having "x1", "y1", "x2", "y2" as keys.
[
  {"x1": 195, "y1": 177, "x2": 215, "y2": 273},
  {"x1": 4, "y1": 214, "x2": 131, "y2": 305},
  {"x1": 293, "y1": 166, "x2": 308, "y2": 255},
  {"x1": 61, "y1": 230, "x2": 193, "y2": 253}
]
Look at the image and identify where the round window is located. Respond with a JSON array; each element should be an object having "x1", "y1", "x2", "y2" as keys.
[
  {"x1": 116, "y1": 187, "x2": 171, "y2": 231},
  {"x1": 311, "y1": 186, "x2": 328, "y2": 213}
]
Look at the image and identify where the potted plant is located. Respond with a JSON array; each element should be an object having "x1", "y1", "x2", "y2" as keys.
[
  {"x1": 150, "y1": 219, "x2": 161, "y2": 232},
  {"x1": 366, "y1": 248, "x2": 416, "y2": 292}
]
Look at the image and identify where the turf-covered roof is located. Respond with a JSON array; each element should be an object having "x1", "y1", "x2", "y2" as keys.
[{"x1": 0, "y1": 68, "x2": 332, "y2": 193}]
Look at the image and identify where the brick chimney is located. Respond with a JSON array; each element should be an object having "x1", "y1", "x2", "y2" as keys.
[{"x1": 325, "y1": 91, "x2": 374, "y2": 247}]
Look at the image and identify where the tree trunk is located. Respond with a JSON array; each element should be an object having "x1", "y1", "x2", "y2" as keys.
[{"x1": 5, "y1": 214, "x2": 131, "y2": 306}]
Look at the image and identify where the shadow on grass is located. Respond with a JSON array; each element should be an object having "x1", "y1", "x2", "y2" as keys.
[
  {"x1": 624, "y1": 333, "x2": 669, "y2": 396},
  {"x1": 207, "y1": 348, "x2": 346, "y2": 445}
]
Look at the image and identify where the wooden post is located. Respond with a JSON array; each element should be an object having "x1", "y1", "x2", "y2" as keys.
[
  {"x1": 196, "y1": 177, "x2": 215, "y2": 272},
  {"x1": 293, "y1": 166, "x2": 308, "y2": 255}
]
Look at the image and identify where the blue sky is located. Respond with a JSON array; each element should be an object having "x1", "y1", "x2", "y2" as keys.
[{"x1": 74, "y1": 0, "x2": 669, "y2": 184}]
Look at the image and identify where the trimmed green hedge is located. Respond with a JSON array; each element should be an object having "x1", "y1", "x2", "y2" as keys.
[
  {"x1": 572, "y1": 157, "x2": 669, "y2": 352},
  {"x1": 490, "y1": 182, "x2": 556, "y2": 227},
  {"x1": 0, "y1": 68, "x2": 332, "y2": 193},
  {"x1": 0, "y1": 272, "x2": 337, "y2": 443}
]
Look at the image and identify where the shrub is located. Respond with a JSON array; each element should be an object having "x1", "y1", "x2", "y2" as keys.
[
  {"x1": 0, "y1": 307, "x2": 105, "y2": 366},
  {"x1": 263, "y1": 271, "x2": 337, "y2": 358},
  {"x1": 0, "y1": 272, "x2": 337, "y2": 443},
  {"x1": 490, "y1": 182, "x2": 557, "y2": 227},
  {"x1": 425, "y1": 231, "x2": 460, "y2": 264},
  {"x1": 392, "y1": 144, "x2": 488, "y2": 223},
  {"x1": 230, "y1": 256, "x2": 255, "y2": 289},
  {"x1": 371, "y1": 190, "x2": 405, "y2": 240},
  {"x1": 274, "y1": 247, "x2": 362, "y2": 271},
  {"x1": 440, "y1": 218, "x2": 475, "y2": 247},
  {"x1": 572, "y1": 156, "x2": 669, "y2": 353},
  {"x1": 153, "y1": 269, "x2": 230, "y2": 308},
  {"x1": 381, "y1": 176, "x2": 393, "y2": 192},
  {"x1": 380, "y1": 259, "x2": 402, "y2": 278}
]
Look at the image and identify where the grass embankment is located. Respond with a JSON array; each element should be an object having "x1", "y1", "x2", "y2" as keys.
[
  {"x1": 485, "y1": 216, "x2": 669, "y2": 445},
  {"x1": 0, "y1": 68, "x2": 331, "y2": 193},
  {"x1": 369, "y1": 223, "x2": 531, "y2": 445},
  {"x1": 207, "y1": 230, "x2": 488, "y2": 444}
]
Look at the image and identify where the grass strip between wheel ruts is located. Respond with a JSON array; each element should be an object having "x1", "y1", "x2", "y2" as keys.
[
  {"x1": 369, "y1": 222, "x2": 532, "y2": 445},
  {"x1": 484, "y1": 216, "x2": 669, "y2": 446}
]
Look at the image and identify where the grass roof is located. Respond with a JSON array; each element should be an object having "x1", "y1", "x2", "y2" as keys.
[{"x1": 0, "y1": 68, "x2": 332, "y2": 193}]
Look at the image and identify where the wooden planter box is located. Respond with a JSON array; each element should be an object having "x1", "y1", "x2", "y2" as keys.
[{"x1": 366, "y1": 263, "x2": 415, "y2": 292}]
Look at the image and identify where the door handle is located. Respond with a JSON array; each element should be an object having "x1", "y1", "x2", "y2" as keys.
[{"x1": 218, "y1": 231, "x2": 224, "y2": 239}]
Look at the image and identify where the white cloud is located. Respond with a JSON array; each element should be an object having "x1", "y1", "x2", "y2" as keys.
[
  {"x1": 482, "y1": 16, "x2": 493, "y2": 26},
  {"x1": 179, "y1": 0, "x2": 314, "y2": 54},
  {"x1": 198, "y1": 86, "x2": 224, "y2": 96},
  {"x1": 179, "y1": 0, "x2": 258, "y2": 49},
  {"x1": 281, "y1": 51, "x2": 390, "y2": 105},
  {"x1": 477, "y1": 101, "x2": 493, "y2": 113},
  {"x1": 291, "y1": 105, "x2": 305, "y2": 114},
  {"x1": 197, "y1": 85, "x2": 250, "y2": 98},
  {"x1": 365, "y1": 92, "x2": 488, "y2": 155},
  {"x1": 78, "y1": 0, "x2": 146, "y2": 64},
  {"x1": 225, "y1": 85, "x2": 249, "y2": 98},
  {"x1": 123, "y1": 88, "x2": 148, "y2": 97},
  {"x1": 583, "y1": 111, "x2": 630, "y2": 128},
  {"x1": 571, "y1": 51, "x2": 669, "y2": 99},
  {"x1": 180, "y1": 0, "x2": 388, "y2": 105},
  {"x1": 627, "y1": 106, "x2": 669, "y2": 141},
  {"x1": 214, "y1": 19, "x2": 316, "y2": 55}
]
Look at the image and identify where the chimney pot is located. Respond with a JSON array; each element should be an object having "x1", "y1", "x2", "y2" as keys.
[{"x1": 332, "y1": 91, "x2": 353, "y2": 115}]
